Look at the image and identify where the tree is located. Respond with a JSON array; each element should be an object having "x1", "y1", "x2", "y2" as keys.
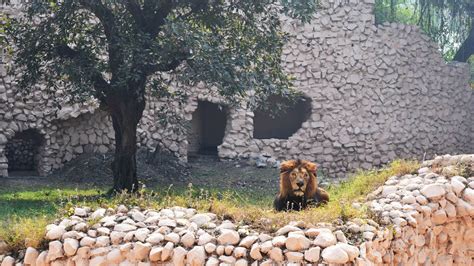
[
  {"x1": 453, "y1": 16, "x2": 473, "y2": 62},
  {"x1": 375, "y1": 0, "x2": 473, "y2": 62},
  {"x1": 2, "y1": 0, "x2": 316, "y2": 192}
]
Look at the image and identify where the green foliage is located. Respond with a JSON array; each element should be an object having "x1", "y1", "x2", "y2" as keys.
[
  {"x1": 207, "y1": 159, "x2": 420, "y2": 230},
  {"x1": 2, "y1": 0, "x2": 319, "y2": 191},
  {"x1": 327, "y1": 159, "x2": 419, "y2": 202},
  {"x1": 374, "y1": 0, "x2": 418, "y2": 25},
  {"x1": 0, "y1": 159, "x2": 420, "y2": 252},
  {"x1": 0, "y1": 216, "x2": 49, "y2": 253},
  {"x1": 3, "y1": 0, "x2": 318, "y2": 105},
  {"x1": 375, "y1": 0, "x2": 473, "y2": 60}
]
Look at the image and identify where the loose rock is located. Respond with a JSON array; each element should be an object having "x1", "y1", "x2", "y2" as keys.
[{"x1": 321, "y1": 245, "x2": 349, "y2": 264}]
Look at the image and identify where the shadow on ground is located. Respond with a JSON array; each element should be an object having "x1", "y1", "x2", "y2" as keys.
[
  {"x1": 43, "y1": 150, "x2": 280, "y2": 192},
  {"x1": 0, "y1": 151, "x2": 280, "y2": 219}
]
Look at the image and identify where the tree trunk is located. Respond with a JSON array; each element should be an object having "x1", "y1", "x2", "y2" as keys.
[
  {"x1": 390, "y1": 0, "x2": 396, "y2": 21},
  {"x1": 453, "y1": 24, "x2": 474, "y2": 62},
  {"x1": 107, "y1": 91, "x2": 145, "y2": 193}
]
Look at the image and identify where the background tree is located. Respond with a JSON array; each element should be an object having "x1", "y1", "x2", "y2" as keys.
[
  {"x1": 375, "y1": 0, "x2": 473, "y2": 62},
  {"x1": 2, "y1": 0, "x2": 316, "y2": 192}
]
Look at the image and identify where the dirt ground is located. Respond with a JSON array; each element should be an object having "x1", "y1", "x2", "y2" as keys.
[{"x1": 2, "y1": 150, "x2": 281, "y2": 195}]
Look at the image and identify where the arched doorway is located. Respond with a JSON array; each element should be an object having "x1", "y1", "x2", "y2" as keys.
[
  {"x1": 253, "y1": 95, "x2": 312, "y2": 139},
  {"x1": 187, "y1": 101, "x2": 228, "y2": 158},
  {"x1": 5, "y1": 129, "x2": 44, "y2": 176}
]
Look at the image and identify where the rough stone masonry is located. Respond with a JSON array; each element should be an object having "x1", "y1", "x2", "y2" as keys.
[
  {"x1": 0, "y1": 154, "x2": 472, "y2": 265},
  {"x1": 0, "y1": 0, "x2": 473, "y2": 178}
]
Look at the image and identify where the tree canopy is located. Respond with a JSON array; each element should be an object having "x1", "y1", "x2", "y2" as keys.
[
  {"x1": 2, "y1": 0, "x2": 317, "y2": 192},
  {"x1": 375, "y1": 0, "x2": 473, "y2": 62}
]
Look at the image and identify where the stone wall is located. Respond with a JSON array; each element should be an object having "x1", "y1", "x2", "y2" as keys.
[
  {"x1": 1, "y1": 0, "x2": 473, "y2": 178},
  {"x1": 5, "y1": 129, "x2": 43, "y2": 172},
  {"x1": 363, "y1": 154, "x2": 474, "y2": 265},
  {"x1": 1, "y1": 154, "x2": 472, "y2": 265},
  {"x1": 0, "y1": 70, "x2": 113, "y2": 176},
  {"x1": 214, "y1": 1, "x2": 474, "y2": 179}
]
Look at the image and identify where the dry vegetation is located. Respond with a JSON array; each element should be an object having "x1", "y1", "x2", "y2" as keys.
[
  {"x1": 206, "y1": 159, "x2": 420, "y2": 231},
  {"x1": 0, "y1": 159, "x2": 420, "y2": 253},
  {"x1": 0, "y1": 217, "x2": 50, "y2": 252}
]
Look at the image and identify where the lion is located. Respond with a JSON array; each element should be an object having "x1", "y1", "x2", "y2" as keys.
[{"x1": 274, "y1": 159, "x2": 329, "y2": 211}]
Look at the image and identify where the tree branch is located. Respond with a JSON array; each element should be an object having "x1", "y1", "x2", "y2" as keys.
[
  {"x1": 125, "y1": 0, "x2": 146, "y2": 29},
  {"x1": 141, "y1": 0, "x2": 174, "y2": 36},
  {"x1": 174, "y1": 0, "x2": 211, "y2": 22},
  {"x1": 77, "y1": 0, "x2": 122, "y2": 73},
  {"x1": 146, "y1": 52, "x2": 189, "y2": 74},
  {"x1": 453, "y1": 22, "x2": 474, "y2": 62},
  {"x1": 77, "y1": 0, "x2": 116, "y2": 39},
  {"x1": 140, "y1": 0, "x2": 210, "y2": 37},
  {"x1": 56, "y1": 44, "x2": 110, "y2": 103}
]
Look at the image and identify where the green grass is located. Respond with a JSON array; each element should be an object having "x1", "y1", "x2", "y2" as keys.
[
  {"x1": 0, "y1": 187, "x2": 108, "y2": 251},
  {"x1": 205, "y1": 159, "x2": 420, "y2": 232},
  {"x1": 0, "y1": 188, "x2": 101, "y2": 217},
  {"x1": 0, "y1": 159, "x2": 420, "y2": 252}
]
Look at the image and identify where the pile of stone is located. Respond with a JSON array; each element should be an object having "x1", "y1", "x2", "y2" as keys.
[
  {"x1": 1, "y1": 205, "x2": 366, "y2": 266},
  {"x1": 363, "y1": 154, "x2": 474, "y2": 265},
  {"x1": 0, "y1": 154, "x2": 473, "y2": 265},
  {"x1": 424, "y1": 154, "x2": 474, "y2": 178},
  {"x1": 253, "y1": 155, "x2": 280, "y2": 169}
]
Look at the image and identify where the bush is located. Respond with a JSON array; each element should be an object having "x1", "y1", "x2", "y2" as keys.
[
  {"x1": 0, "y1": 159, "x2": 421, "y2": 250},
  {"x1": 0, "y1": 216, "x2": 50, "y2": 253}
]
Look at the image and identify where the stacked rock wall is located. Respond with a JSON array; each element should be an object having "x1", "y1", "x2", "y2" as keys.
[
  {"x1": 0, "y1": 69, "x2": 113, "y2": 176},
  {"x1": 363, "y1": 154, "x2": 474, "y2": 265},
  {"x1": 5, "y1": 138, "x2": 38, "y2": 171},
  {"x1": 1, "y1": 154, "x2": 472, "y2": 265},
  {"x1": 215, "y1": 1, "x2": 474, "y2": 179},
  {"x1": 4, "y1": 129, "x2": 43, "y2": 172},
  {"x1": 1, "y1": 0, "x2": 473, "y2": 178},
  {"x1": 47, "y1": 111, "x2": 115, "y2": 171}
]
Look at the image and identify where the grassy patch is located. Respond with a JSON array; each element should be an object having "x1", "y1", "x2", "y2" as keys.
[
  {"x1": 0, "y1": 188, "x2": 103, "y2": 253},
  {"x1": 0, "y1": 216, "x2": 50, "y2": 252},
  {"x1": 0, "y1": 188, "x2": 101, "y2": 218},
  {"x1": 328, "y1": 159, "x2": 420, "y2": 203},
  {"x1": 0, "y1": 159, "x2": 420, "y2": 252},
  {"x1": 205, "y1": 159, "x2": 420, "y2": 231},
  {"x1": 435, "y1": 162, "x2": 473, "y2": 178}
]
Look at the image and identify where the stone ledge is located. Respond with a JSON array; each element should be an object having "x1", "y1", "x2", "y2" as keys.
[{"x1": 1, "y1": 154, "x2": 473, "y2": 266}]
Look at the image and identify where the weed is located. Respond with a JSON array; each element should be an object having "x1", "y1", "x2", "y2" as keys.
[
  {"x1": 0, "y1": 159, "x2": 420, "y2": 251},
  {"x1": 0, "y1": 216, "x2": 50, "y2": 253}
]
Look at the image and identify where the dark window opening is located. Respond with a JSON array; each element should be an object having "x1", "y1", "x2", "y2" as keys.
[
  {"x1": 5, "y1": 129, "x2": 43, "y2": 176},
  {"x1": 253, "y1": 95, "x2": 311, "y2": 139},
  {"x1": 187, "y1": 101, "x2": 228, "y2": 157}
]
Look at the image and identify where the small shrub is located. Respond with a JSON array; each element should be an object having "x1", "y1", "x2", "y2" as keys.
[
  {"x1": 0, "y1": 216, "x2": 50, "y2": 252},
  {"x1": 0, "y1": 159, "x2": 421, "y2": 244},
  {"x1": 389, "y1": 159, "x2": 420, "y2": 176},
  {"x1": 203, "y1": 159, "x2": 421, "y2": 231},
  {"x1": 437, "y1": 163, "x2": 473, "y2": 177}
]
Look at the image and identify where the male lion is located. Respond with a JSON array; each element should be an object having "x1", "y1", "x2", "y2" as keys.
[{"x1": 274, "y1": 159, "x2": 329, "y2": 211}]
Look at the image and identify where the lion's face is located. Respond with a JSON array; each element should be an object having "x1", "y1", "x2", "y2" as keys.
[
  {"x1": 288, "y1": 167, "x2": 310, "y2": 196},
  {"x1": 279, "y1": 159, "x2": 318, "y2": 198}
]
